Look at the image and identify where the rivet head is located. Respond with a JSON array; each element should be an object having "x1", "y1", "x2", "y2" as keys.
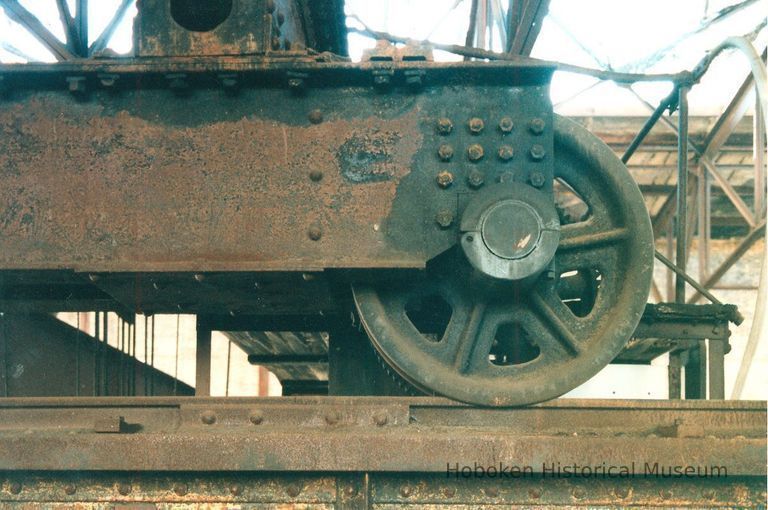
[
  {"x1": 193, "y1": 273, "x2": 205, "y2": 282},
  {"x1": 468, "y1": 117, "x2": 484, "y2": 134},
  {"x1": 484, "y1": 486, "x2": 499, "y2": 497},
  {"x1": 63, "y1": 484, "x2": 76, "y2": 495},
  {"x1": 249, "y1": 411, "x2": 264, "y2": 425},
  {"x1": 467, "y1": 169, "x2": 485, "y2": 188},
  {"x1": 530, "y1": 172, "x2": 545, "y2": 188},
  {"x1": 324, "y1": 410, "x2": 340, "y2": 425},
  {"x1": 399, "y1": 484, "x2": 412, "y2": 497},
  {"x1": 308, "y1": 109, "x2": 323, "y2": 124},
  {"x1": 497, "y1": 144, "x2": 514, "y2": 161},
  {"x1": 308, "y1": 225, "x2": 322, "y2": 241},
  {"x1": 443, "y1": 486, "x2": 456, "y2": 497},
  {"x1": 117, "y1": 483, "x2": 131, "y2": 496},
  {"x1": 499, "y1": 116, "x2": 514, "y2": 133},
  {"x1": 174, "y1": 483, "x2": 188, "y2": 496},
  {"x1": 437, "y1": 117, "x2": 453, "y2": 134},
  {"x1": 437, "y1": 144, "x2": 454, "y2": 161},
  {"x1": 373, "y1": 413, "x2": 388, "y2": 426},
  {"x1": 435, "y1": 209, "x2": 454, "y2": 228},
  {"x1": 528, "y1": 488, "x2": 542, "y2": 499},
  {"x1": 436, "y1": 170, "x2": 454, "y2": 188},
  {"x1": 530, "y1": 144, "x2": 546, "y2": 161},
  {"x1": 343, "y1": 485, "x2": 358, "y2": 497},
  {"x1": 200, "y1": 410, "x2": 216, "y2": 425},
  {"x1": 230, "y1": 484, "x2": 242, "y2": 496},
  {"x1": 286, "y1": 484, "x2": 301, "y2": 497},
  {"x1": 8, "y1": 482, "x2": 21, "y2": 494},
  {"x1": 572, "y1": 487, "x2": 586, "y2": 500},
  {"x1": 613, "y1": 487, "x2": 629, "y2": 499},
  {"x1": 467, "y1": 144, "x2": 484, "y2": 161},
  {"x1": 529, "y1": 118, "x2": 545, "y2": 134},
  {"x1": 309, "y1": 170, "x2": 323, "y2": 182}
]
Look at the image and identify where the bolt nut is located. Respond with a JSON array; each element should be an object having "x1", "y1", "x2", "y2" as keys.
[
  {"x1": 344, "y1": 485, "x2": 358, "y2": 497},
  {"x1": 468, "y1": 117, "x2": 484, "y2": 134},
  {"x1": 308, "y1": 225, "x2": 322, "y2": 241},
  {"x1": 467, "y1": 144, "x2": 484, "y2": 161},
  {"x1": 249, "y1": 411, "x2": 264, "y2": 425},
  {"x1": 572, "y1": 487, "x2": 586, "y2": 500},
  {"x1": 435, "y1": 209, "x2": 454, "y2": 229},
  {"x1": 484, "y1": 487, "x2": 499, "y2": 497},
  {"x1": 530, "y1": 144, "x2": 546, "y2": 161},
  {"x1": 499, "y1": 171, "x2": 514, "y2": 184},
  {"x1": 613, "y1": 487, "x2": 629, "y2": 499},
  {"x1": 497, "y1": 144, "x2": 514, "y2": 161},
  {"x1": 308, "y1": 109, "x2": 323, "y2": 124},
  {"x1": 437, "y1": 144, "x2": 454, "y2": 161},
  {"x1": 530, "y1": 172, "x2": 545, "y2": 188},
  {"x1": 443, "y1": 486, "x2": 456, "y2": 497},
  {"x1": 528, "y1": 488, "x2": 542, "y2": 499},
  {"x1": 499, "y1": 116, "x2": 514, "y2": 133},
  {"x1": 467, "y1": 169, "x2": 485, "y2": 188},
  {"x1": 437, "y1": 117, "x2": 453, "y2": 134},
  {"x1": 309, "y1": 170, "x2": 323, "y2": 182},
  {"x1": 286, "y1": 484, "x2": 301, "y2": 497},
  {"x1": 117, "y1": 483, "x2": 131, "y2": 496},
  {"x1": 230, "y1": 484, "x2": 242, "y2": 496},
  {"x1": 529, "y1": 118, "x2": 546, "y2": 135},
  {"x1": 374, "y1": 413, "x2": 388, "y2": 426},
  {"x1": 200, "y1": 410, "x2": 216, "y2": 425},
  {"x1": 399, "y1": 485, "x2": 412, "y2": 498},
  {"x1": 8, "y1": 482, "x2": 21, "y2": 495},
  {"x1": 436, "y1": 170, "x2": 454, "y2": 188},
  {"x1": 174, "y1": 483, "x2": 188, "y2": 496},
  {"x1": 64, "y1": 484, "x2": 76, "y2": 495}
]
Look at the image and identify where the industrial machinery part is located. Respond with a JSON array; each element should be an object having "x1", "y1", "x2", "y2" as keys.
[
  {"x1": 0, "y1": 397, "x2": 764, "y2": 507},
  {"x1": 0, "y1": 0, "x2": 653, "y2": 406}
]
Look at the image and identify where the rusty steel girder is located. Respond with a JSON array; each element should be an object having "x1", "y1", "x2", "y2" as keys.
[{"x1": 0, "y1": 59, "x2": 553, "y2": 276}]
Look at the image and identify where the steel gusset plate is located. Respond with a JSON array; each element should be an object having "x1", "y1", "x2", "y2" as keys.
[{"x1": 353, "y1": 116, "x2": 654, "y2": 406}]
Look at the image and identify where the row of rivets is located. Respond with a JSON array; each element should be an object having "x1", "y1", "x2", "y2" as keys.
[
  {"x1": 436, "y1": 117, "x2": 546, "y2": 135},
  {"x1": 437, "y1": 143, "x2": 544, "y2": 162}
]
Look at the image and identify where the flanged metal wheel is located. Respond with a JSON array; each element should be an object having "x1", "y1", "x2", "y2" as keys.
[{"x1": 353, "y1": 115, "x2": 653, "y2": 406}]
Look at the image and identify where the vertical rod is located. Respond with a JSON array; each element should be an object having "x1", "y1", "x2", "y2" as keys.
[
  {"x1": 675, "y1": 86, "x2": 689, "y2": 303},
  {"x1": 143, "y1": 315, "x2": 148, "y2": 396},
  {"x1": 101, "y1": 312, "x2": 108, "y2": 396},
  {"x1": 258, "y1": 366, "x2": 269, "y2": 397},
  {"x1": 150, "y1": 315, "x2": 155, "y2": 396},
  {"x1": 195, "y1": 316, "x2": 211, "y2": 397},
  {"x1": 708, "y1": 340, "x2": 725, "y2": 399},
  {"x1": 75, "y1": 312, "x2": 80, "y2": 397},
  {"x1": 173, "y1": 314, "x2": 180, "y2": 396},
  {"x1": 130, "y1": 322, "x2": 136, "y2": 396},
  {"x1": 698, "y1": 166, "x2": 711, "y2": 281},
  {"x1": 1, "y1": 313, "x2": 7, "y2": 397},
  {"x1": 225, "y1": 339, "x2": 232, "y2": 397},
  {"x1": 665, "y1": 229, "x2": 674, "y2": 300},
  {"x1": 76, "y1": 0, "x2": 88, "y2": 54},
  {"x1": 93, "y1": 311, "x2": 100, "y2": 396}
]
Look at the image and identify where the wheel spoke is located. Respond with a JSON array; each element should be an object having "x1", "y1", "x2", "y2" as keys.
[
  {"x1": 530, "y1": 291, "x2": 581, "y2": 355},
  {"x1": 558, "y1": 225, "x2": 628, "y2": 252},
  {"x1": 441, "y1": 302, "x2": 494, "y2": 374}
]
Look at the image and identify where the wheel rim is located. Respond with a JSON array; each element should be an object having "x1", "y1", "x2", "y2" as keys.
[{"x1": 353, "y1": 115, "x2": 653, "y2": 406}]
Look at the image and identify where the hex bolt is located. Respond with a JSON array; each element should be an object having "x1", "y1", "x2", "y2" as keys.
[
  {"x1": 249, "y1": 411, "x2": 264, "y2": 425},
  {"x1": 117, "y1": 483, "x2": 131, "y2": 496},
  {"x1": 499, "y1": 116, "x2": 514, "y2": 133},
  {"x1": 373, "y1": 413, "x2": 388, "y2": 426},
  {"x1": 437, "y1": 144, "x2": 454, "y2": 161},
  {"x1": 436, "y1": 170, "x2": 454, "y2": 189},
  {"x1": 174, "y1": 483, "x2": 188, "y2": 496},
  {"x1": 64, "y1": 484, "x2": 76, "y2": 495},
  {"x1": 468, "y1": 117, "x2": 484, "y2": 134},
  {"x1": 436, "y1": 117, "x2": 453, "y2": 135},
  {"x1": 67, "y1": 76, "x2": 87, "y2": 95},
  {"x1": 309, "y1": 170, "x2": 323, "y2": 182},
  {"x1": 528, "y1": 488, "x2": 542, "y2": 499},
  {"x1": 572, "y1": 487, "x2": 586, "y2": 500},
  {"x1": 200, "y1": 410, "x2": 216, "y2": 425},
  {"x1": 308, "y1": 225, "x2": 323, "y2": 241},
  {"x1": 530, "y1": 172, "x2": 546, "y2": 188},
  {"x1": 467, "y1": 169, "x2": 485, "y2": 188},
  {"x1": 8, "y1": 482, "x2": 21, "y2": 495},
  {"x1": 435, "y1": 210, "x2": 454, "y2": 229},
  {"x1": 529, "y1": 118, "x2": 546, "y2": 135},
  {"x1": 399, "y1": 485, "x2": 412, "y2": 498},
  {"x1": 498, "y1": 171, "x2": 514, "y2": 184},
  {"x1": 343, "y1": 486, "x2": 358, "y2": 497},
  {"x1": 308, "y1": 109, "x2": 323, "y2": 124},
  {"x1": 467, "y1": 144, "x2": 484, "y2": 161},
  {"x1": 374, "y1": 74, "x2": 391, "y2": 88},
  {"x1": 484, "y1": 487, "x2": 499, "y2": 497},
  {"x1": 324, "y1": 410, "x2": 340, "y2": 425},
  {"x1": 530, "y1": 144, "x2": 546, "y2": 161},
  {"x1": 286, "y1": 484, "x2": 301, "y2": 497},
  {"x1": 230, "y1": 484, "x2": 242, "y2": 496},
  {"x1": 497, "y1": 144, "x2": 514, "y2": 161},
  {"x1": 443, "y1": 487, "x2": 456, "y2": 498}
]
